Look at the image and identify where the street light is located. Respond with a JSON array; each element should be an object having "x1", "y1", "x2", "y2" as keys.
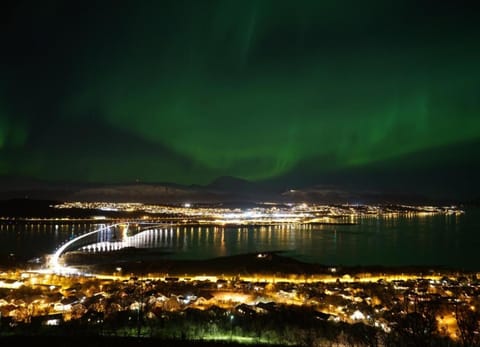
[{"x1": 229, "y1": 314, "x2": 234, "y2": 341}]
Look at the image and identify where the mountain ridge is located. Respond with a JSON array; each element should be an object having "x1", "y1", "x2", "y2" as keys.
[{"x1": 0, "y1": 174, "x2": 461, "y2": 206}]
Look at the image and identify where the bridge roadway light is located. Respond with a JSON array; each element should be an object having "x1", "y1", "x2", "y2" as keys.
[
  {"x1": 49, "y1": 222, "x2": 127, "y2": 273},
  {"x1": 48, "y1": 221, "x2": 174, "y2": 274}
]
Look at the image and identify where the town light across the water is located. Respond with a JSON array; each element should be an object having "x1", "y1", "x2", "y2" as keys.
[{"x1": 51, "y1": 201, "x2": 465, "y2": 226}]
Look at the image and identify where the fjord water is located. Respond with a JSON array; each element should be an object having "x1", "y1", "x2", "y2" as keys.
[{"x1": 1, "y1": 207, "x2": 479, "y2": 271}]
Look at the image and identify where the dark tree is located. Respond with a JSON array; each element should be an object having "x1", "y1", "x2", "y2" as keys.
[
  {"x1": 455, "y1": 303, "x2": 480, "y2": 347},
  {"x1": 392, "y1": 298, "x2": 441, "y2": 347}
]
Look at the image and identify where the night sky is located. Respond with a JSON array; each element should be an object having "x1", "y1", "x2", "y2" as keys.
[{"x1": 1, "y1": 0, "x2": 480, "y2": 201}]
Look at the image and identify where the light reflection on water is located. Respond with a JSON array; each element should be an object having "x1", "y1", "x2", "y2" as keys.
[{"x1": 1, "y1": 207, "x2": 479, "y2": 270}]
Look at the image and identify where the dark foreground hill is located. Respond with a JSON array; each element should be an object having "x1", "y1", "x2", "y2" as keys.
[
  {"x1": 64, "y1": 249, "x2": 462, "y2": 278},
  {"x1": 0, "y1": 335, "x2": 296, "y2": 347}
]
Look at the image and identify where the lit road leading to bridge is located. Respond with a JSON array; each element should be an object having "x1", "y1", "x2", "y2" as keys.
[{"x1": 48, "y1": 221, "x2": 173, "y2": 274}]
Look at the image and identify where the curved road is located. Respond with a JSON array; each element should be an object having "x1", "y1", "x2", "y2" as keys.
[
  {"x1": 49, "y1": 221, "x2": 173, "y2": 273},
  {"x1": 49, "y1": 222, "x2": 127, "y2": 272}
]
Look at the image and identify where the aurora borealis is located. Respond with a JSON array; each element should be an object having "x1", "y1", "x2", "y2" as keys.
[{"x1": 1, "y1": 0, "x2": 480, "y2": 200}]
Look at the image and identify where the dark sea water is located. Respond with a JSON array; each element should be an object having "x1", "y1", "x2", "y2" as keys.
[{"x1": 1, "y1": 207, "x2": 479, "y2": 271}]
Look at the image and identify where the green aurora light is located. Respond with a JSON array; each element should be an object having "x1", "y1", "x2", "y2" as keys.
[{"x1": 1, "y1": 0, "x2": 480, "y2": 198}]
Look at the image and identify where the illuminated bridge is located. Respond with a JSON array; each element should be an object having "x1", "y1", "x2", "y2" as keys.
[{"x1": 48, "y1": 221, "x2": 174, "y2": 272}]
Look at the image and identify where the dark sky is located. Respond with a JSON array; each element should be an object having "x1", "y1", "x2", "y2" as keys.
[{"x1": 1, "y1": 0, "x2": 480, "y2": 201}]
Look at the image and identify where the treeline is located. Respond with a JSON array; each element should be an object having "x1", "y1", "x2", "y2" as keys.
[{"x1": 2, "y1": 303, "x2": 474, "y2": 347}]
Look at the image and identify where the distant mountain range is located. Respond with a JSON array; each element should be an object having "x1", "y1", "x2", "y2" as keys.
[
  {"x1": 2, "y1": 136, "x2": 480, "y2": 206},
  {"x1": 0, "y1": 174, "x2": 464, "y2": 206}
]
